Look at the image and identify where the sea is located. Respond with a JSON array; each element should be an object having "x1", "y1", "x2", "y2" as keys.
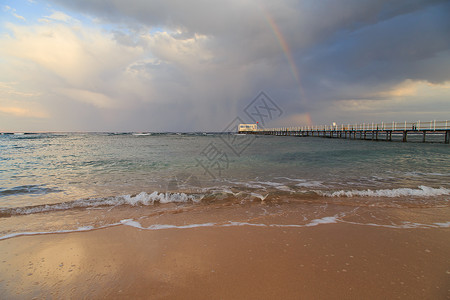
[{"x1": 1, "y1": 132, "x2": 449, "y2": 239}]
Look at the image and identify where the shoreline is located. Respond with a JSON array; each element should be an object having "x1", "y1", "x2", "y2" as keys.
[{"x1": 1, "y1": 222, "x2": 448, "y2": 299}]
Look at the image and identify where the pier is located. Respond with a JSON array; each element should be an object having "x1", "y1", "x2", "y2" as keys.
[{"x1": 239, "y1": 120, "x2": 450, "y2": 144}]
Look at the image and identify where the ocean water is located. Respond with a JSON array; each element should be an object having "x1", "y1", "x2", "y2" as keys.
[{"x1": 0, "y1": 132, "x2": 449, "y2": 238}]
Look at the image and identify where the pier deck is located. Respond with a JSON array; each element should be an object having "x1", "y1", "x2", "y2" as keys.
[{"x1": 239, "y1": 120, "x2": 450, "y2": 144}]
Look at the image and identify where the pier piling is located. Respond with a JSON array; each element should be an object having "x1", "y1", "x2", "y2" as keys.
[{"x1": 238, "y1": 120, "x2": 450, "y2": 144}]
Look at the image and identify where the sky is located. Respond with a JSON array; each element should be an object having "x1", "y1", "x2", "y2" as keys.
[{"x1": 0, "y1": 0, "x2": 449, "y2": 132}]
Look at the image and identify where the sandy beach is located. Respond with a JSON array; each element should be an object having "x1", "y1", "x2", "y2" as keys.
[
  {"x1": 2, "y1": 0, "x2": 450, "y2": 298},
  {"x1": 1, "y1": 221, "x2": 448, "y2": 299},
  {"x1": 1, "y1": 133, "x2": 449, "y2": 299}
]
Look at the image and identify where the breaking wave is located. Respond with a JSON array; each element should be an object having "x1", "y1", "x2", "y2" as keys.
[
  {"x1": 0, "y1": 192, "x2": 201, "y2": 217},
  {"x1": 1, "y1": 185, "x2": 448, "y2": 218},
  {"x1": 317, "y1": 186, "x2": 450, "y2": 198}
]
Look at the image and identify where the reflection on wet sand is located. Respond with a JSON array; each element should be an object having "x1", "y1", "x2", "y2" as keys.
[{"x1": 1, "y1": 218, "x2": 449, "y2": 299}]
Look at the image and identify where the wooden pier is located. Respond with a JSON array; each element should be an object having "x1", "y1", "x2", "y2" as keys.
[{"x1": 239, "y1": 120, "x2": 450, "y2": 144}]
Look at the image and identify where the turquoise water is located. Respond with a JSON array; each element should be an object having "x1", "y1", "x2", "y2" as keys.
[{"x1": 0, "y1": 133, "x2": 449, "y2": 237}]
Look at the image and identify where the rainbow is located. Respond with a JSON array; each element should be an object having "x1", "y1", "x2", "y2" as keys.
[
  {"x1": 304, "y1": 112, "x2": 313, "y2": 127},
  {"x1": 262, "y1": 10, "x2": 300, "y2": 84},
  {"x1": 261, "y1": 7, "x2": 312, "y2": 126}
]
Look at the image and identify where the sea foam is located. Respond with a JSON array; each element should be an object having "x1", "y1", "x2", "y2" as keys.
[
  {"x1": 318, "y1": 186, "x2": 450, "y2": 198},
  {"x1": 0, "y1": 192, "x2": 201, "y2": 216},
  {"x1": 2, "y1": 216, "x2": 449, "y2": 241}
]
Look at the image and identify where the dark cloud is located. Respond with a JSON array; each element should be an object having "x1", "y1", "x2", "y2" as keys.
[
  {"x1": 2, "y1": 0, "x2": 448, "y2": 131},
  {"x1": 299, "y1": 1, "x2": 450, "y2": 103},
  {"x1": 49, "y1": 0, "x2": 449, "y2": 75}
]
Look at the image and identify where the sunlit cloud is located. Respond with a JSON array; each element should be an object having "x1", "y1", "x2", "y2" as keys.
[
  {"x1": 3, "y1": 5, "x2": 26, "y2": 21},
  {"x1": 0, "y1": 0, "x2": 449, "y2": 131},
  {"x1": 0, "y1": 105, "x2": 48, "y2": 118},
  {"x1": 37, "y1": 10, "x2": 85, "y2": 27},
  {"x1": 0, "y1": 82, "x2": 38, "y2": 97},
  {"x1": 45, "y1": 11, "x2": 73, "y2": 22},
  {"x1": 54, "y1": 88, "x2": 116, "y2": 108},
  {"x1": 331, "y1": 81, "x2": 450, "y2": 120},
  {"x1": 2, "y1": 22, "x2": 143, "y2": 86}
]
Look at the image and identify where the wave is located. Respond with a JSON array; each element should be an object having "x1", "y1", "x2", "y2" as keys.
[
  {"x1": 0, "y1": 216, "x2": 339, "y2": 240},
  {"x1": 225, "y1": 180, "x2": 295, "y2": 192},
  {"x1": 105, "y1": 215, "x2": 342, "y2": 230},
  {"x1": 0, "y1": 133, "x2": 65, "y2": 140},
  {"x1": 317, "y1": 185, "x2": 450, "y2": 198},
  {"x1": 102, "y1": 216, "x2": 450, "y2": 232},
  {"x1": 296, "y1": 181, "x2": 324, "y2": 188},
  {"x1": 403, "y1": 171, "x2": 450, "y2": 177},
  {"x1": 1, "y1": 185, "x2": 448, "y2": 218},
  {"x1": 341, "y1": 220, "x2": 450, "y2": 229},
  {"x1": 2, "y1": 216, "x2": 449, "y2": 241},
  {"x1": 0, "y1": 192, "x2": 201, "y2": 217},
  {"x1": 0, "y1": 226, "x2": 97, "y2": 241}
]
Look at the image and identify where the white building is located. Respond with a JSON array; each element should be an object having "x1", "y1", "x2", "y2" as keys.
[{"x1": 238, "y1": 124, "x2": 257, "y2": 132}]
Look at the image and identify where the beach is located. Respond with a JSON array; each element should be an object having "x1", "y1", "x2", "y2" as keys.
[
  {"x1": 2, "y1": 0, "x2": 450, "y2": 298},
  {"x1": 1, "y1": 215, "x2": 448, "y2": 299},
  {"x1": 1, "y1": 133, "x2": 449, "y2": 299}
]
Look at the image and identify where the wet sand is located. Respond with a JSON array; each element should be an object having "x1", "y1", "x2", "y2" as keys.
[{"x1": 1, "y1": 222, "x2": 449, "y2": 299}]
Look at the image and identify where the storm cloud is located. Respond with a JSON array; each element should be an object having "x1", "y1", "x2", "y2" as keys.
[{"x1": 1, "y1": 0, "x2": 449, "y2": 131}]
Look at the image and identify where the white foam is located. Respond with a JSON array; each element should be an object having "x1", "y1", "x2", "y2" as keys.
[
  {"x1": 120, "y1": 220, "x2": 217, "y2": 230},
  {"x1": 275, "y1": 177, "x2": 307, "y2": 182},
  {"x1": 341, "y1": 220, "x2": 450, "y2": 229},
  {"x1": 173, "y1": 223, "x2": 217, "y2": 229},
  {"x1": 404, "y1": 172, "x2": 450, "y2": 177},
  {"x1": 4, "y1": 191, "x2": 201, "y2": 216},
  {"x1": 147, "y1": 224, "x2": 180, "y2": 230},
  {"x1": 275, "y1": 185, "x2": 294, "y2": 192},
  {"x1": 296, "y1": 181, "x2": 323, "y2": 188},
  {"x1": 250, "y1": 193, "x2": 268, "y2": 201},
  {"x1": 118, "y1": 216, "x2": 343, "y2": 232},
  {"x1": 120, "y1": 219, "x2": 143, "y2": 229},
  {"x1": 305, "y1": 216, "x2": 339, "y2": 227},
  {"x1": 253, "y1": 181, "x2": 284, "y2": 187},
  {"x1": 224, "y1": 180, "x2": 265, "y2": 189},
  {"x1": 218, "y1": 188, "x2": 235, "y2": 194},
  {"x1": 121, "y1": 191, "x2": 199, "y2": 205},
  {"x1": 254, "y1": 179, "x2": 318, "y2": 192},
  {"x1": 318, "y1": 186, "x2": 450, "y2": 198},
  {"x1": 0, "y1": 225, "x2": 97, "y2": 241},
  {"x1": 240, "y1": 180, "x2": 289, "y2": 189},
  {"x1": 3, "y1": 216, "x2": 448, "y2": 241},
  {"x1": 147, "y1": 223, "x2": 218, "y2": 230},
  {"x1": 223, "y1": 222, "x2": 267, "y2": 227},
  {"x1": 433, "y1": 222, "x2": 450, "y2": 228}
]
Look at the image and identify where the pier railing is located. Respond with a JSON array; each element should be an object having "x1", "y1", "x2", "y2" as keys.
[
  {"x1": 257, "y1": 120, "x2": 449, "y2": 132},
  {"x1": 241, "y1": 120, "x2": 450, "y2": 143}
]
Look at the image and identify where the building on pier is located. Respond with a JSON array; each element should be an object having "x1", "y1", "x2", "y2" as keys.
[{"x1": 238, "y1": 124, "x2": 257, "y2": 132}]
